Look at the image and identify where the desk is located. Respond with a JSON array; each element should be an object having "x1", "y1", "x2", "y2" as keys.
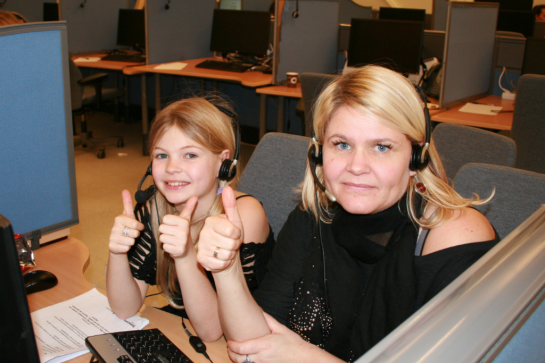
[
  {"x1": 129, "y1": 58, "x2": 273, "y2": 154},
  {"x1": 256, "y1": 84, "x2": 302, "y2": 139},
  {"x1": 28, "y1": 238, "x2": 230, "y2": 363},
  {"x1": 431, "y1": 95, "x2": 515, "y2": 131}
]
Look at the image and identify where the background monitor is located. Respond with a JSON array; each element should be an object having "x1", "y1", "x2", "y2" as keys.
[
  {"x1": 439, "y1": 2, "x2": 499, "y2": 109},
  {"x1": 116, "y1": 9, "x2": 145, "y2": 48},
  {"x1": 219, "y1": 0, "x2": 242, "y2": 10},
  {"x1": 209, "y1": 9, "x2": 271, "y2": 57},
  {"x1": 347, "y1": 18, "x2": 424, "y2": 75},
  {"x1": 379, "y1": 7, "x2": 426, "y2": 22},
  {"x1": 479, "y1": 0, "x2": 532, "y2": 11},
  {"x1": 497, "y1": 10, "x2": 535, "y2": 37},
  {"x1": 0, "y1": 22, "x2": 78, "y2": 243},
  {"x1": 0, "y1": 214, "x2": 40, "y2": 363},
  {"x1": 521, "y1": 37, "x2": 545, "y2": 75},
  {"x1": 43, "y1": 2, "x2": 59, "y2": 21}
]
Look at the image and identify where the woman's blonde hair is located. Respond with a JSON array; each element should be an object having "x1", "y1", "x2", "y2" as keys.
[
  {"x1": 147, "y1": 97, "x2": 238, "y2": 307},
  {"x1": 301, "y1": 65, "x2": 491, "y2": 227},
  {"x1": 0, "y1": 10, "x2": 27, "y2": 26}
]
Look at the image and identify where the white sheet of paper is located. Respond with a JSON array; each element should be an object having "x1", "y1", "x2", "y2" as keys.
[
  {"x1": 73, "y1": 57, "x2": 101, "y2": 63},
  {"x1": 31, "y1": 288, "x2": 149, "y2": 363},
  {"x1": 458, "y1": 103, "x2": 502, "y2": 116},
  {"x1": 154, "y1": 62, "x2": 188, "y2": 70}
]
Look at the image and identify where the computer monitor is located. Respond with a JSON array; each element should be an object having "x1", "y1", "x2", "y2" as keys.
[
  {"x1": 521, "y1": 37, "x2": 545, "y2": 75},
  {"x1": 0, "y1": 22, "x2": 78, "y2": 244},
  {"x1": 347, "y1": 18, "x2": 424, "y2": 75},
  {"x1": 209, "y1": 9, "x2": 271, "y2": 57},
  {"x1": 0, "y1": 214, "x2": 40, "y2": 363},
  {"x1": 438, "y1": 2, "x2": 499, "y2": 109},
  {"x1": 43, "y1": 2, "x2": 59, "y2": 21},
  {"x1": 116, "y1": 9, "x2": 145, "y2": 49},
  {"x1": 497, "y1": 10, "x2": 535, "y2": 37},
  {"x1": 219, "y1": 0, "x2": 242, "y2": 10},
  {"x1": 479, "y1": 0, "x2": 532, "y2": 11},
  {"x1": 379, "y1": 7, "x2": 426, "y2": 22}
]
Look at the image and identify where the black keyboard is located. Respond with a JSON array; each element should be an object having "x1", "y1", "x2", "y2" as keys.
[
  {"x1": 195, "y1": 59, "x2": 252, "y2": 73},
  {"x1": 101, "y1": 53, "x2": 146, "y2": 63},
  {"x1": 85, "y1": 328, "x2": 193, "y2": 363}
]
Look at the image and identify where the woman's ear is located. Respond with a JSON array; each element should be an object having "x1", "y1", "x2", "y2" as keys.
[{"x1": 220, "y1": 149, "x2": 231, "y2": 162}]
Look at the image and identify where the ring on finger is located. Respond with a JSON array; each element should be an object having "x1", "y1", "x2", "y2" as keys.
[
  {"x1": 245, "y1": 355, "x2": 254, "y2": 363},
  {"x1": 213, "y1": 246, "x2": 220, "y2": 259},
  {"x1": 122, "y1": 226, "x2": 130, "y2": 237}
]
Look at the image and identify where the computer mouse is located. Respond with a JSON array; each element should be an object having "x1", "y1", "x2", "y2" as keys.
[{"x1": 23, "y1": 270, "x2": 58, "y2": 295}]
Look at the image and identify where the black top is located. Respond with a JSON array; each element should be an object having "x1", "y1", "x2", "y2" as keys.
[
  {"x1": 128, "y1": 195, "x2": 275, "y2": 302},
  {"x1": 254, "y1": 204, "x2": 499, "y2": 362}
]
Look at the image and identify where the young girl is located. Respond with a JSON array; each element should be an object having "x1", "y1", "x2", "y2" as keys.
[{"x1": 106, "y1": 97, "x2": 273, "y2": 342}]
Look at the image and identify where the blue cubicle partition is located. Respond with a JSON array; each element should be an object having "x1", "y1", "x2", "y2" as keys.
[
  {"x1": 0, "y1": 22, "x2": 78, "y2": 244},
  {"x1": 0, "y1": 0, "x2": 43, "y2": 22},
  {"x1": 146, "y1": 0, "x2": 216, "y2": 65},
  {"x1": 59, "y1": 0, "x2": 126, "y2": 53},
  {"x1": 274, "y1": 0, "x2": 340, "y2": 84}
]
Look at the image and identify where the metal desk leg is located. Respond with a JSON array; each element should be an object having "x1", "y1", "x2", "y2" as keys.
[
  {"x1": 277, "y1": 96, "x2": 285, "y2": 133},
  {"x1": 155, "y1": 74, "x2": 161, "y2": 113},
  {"x1": 124, "y1": 74, "x2": 130, "y2": 124},
  {"x1": 141, "y1": 74, "x2": 149, "y2": 156},
  {"x1": 259, "y1": 94, "x2": 267, "y2": 139}
]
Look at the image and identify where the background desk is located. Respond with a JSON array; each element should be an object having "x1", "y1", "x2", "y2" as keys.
[
  {"x1": 431, "y1": 95, "x2": 515, "y2": 131},
  {"x1": 256, "y1": 84, "x2": 302, "y2": 138},
  {"x1": 28, "y1": 238, "x2": 231, "y2": 363}
]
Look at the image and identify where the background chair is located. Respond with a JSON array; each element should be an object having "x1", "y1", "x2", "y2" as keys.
[
  {"x1": 454, "y1": 163, "x2": 545, "y2": 239},
  {"x1": 300, "y1": 72, "x2": 338, "y2": 137},
  {"x1": 69, "y1": 58, "x2": 124, "y2": 159},
  {"x1": 432, "y1": 123, "x2": 516, "y2": 181},
  {"x1": 236, "y1": 132, "x2": 310, "y2": 237},
  {"x1": 511, "y1": 74, "x2": 545, "y2": 174}
]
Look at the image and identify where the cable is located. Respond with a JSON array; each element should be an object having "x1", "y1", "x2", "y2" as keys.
[{"x1": 181, "y1": 318, "x2": 213, "y2": 363}]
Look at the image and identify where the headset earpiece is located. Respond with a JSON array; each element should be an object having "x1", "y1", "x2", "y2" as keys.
[
  {"x1": 135, "y1": 163, "x2": 153, "y2": 204},
  {"x1": 292, "y1": 0, "x2": 299, "y2": 18},
  {"x1": 307, "y1": 138, "x2": 336, "y2": 202},
  {"x1": 165, "y1": 0, "x2": 170, "y2": 9},
  {"x1": 409, "y1": 84, "x2": 431, "y2": 171},
  {"x1": 214, "y1": 105, "x2": 240, "y2": 182}
]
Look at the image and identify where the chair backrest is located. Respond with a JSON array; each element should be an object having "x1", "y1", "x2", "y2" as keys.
[
  {"x1": 68, "y1": 58, "x2": 83, "y2": 111},
  {"x1": 511, "y1": 74, "x2": 545, "y2": 174},
  {"x1": 236, "y1": 132, "x2": 310, "y2": 237},
  {"x1": 454, "y1": 163, "x2": 545, "y2": 239},
  {"x1": 300, "y1": 72, "x2": 338, "y2": 136},
  {"x1": 432, "y1": 123, "x2": 516, "y2": 181}
]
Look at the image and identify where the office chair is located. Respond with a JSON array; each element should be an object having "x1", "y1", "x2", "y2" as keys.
[
  {"x1": 454, "y1": 163, "x2": 545, "y2": 240},
  {"x1": 511, "y1": 74, "x2": 545, "y2": 174},
  {"x1": 300, "y1": 72, "x2": 339, "y2": 136},
  {"x1": 236, "y1": 132, "x2": 310, "y2": 237},
  {"x1": 432, "y1": 123, "x2": 516, "y2": 181},
  {"x1": 69, "y1": 59, "x2": 124, "y2": 159}
]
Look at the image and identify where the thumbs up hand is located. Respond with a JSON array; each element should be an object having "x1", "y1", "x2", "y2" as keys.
[
  {"x1": 197, "y1": 186, "x2": 244, "y2": 273},
  {"x1": 109, "y1": 190, "x2": 145, "y2": 254},
  {"x1": 158, "y1": 196, "x2": 198, "y2": 259}
]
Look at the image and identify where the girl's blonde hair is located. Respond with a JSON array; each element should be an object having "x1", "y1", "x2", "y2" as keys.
[
  {"x1": 301, "y1": 65, "x2": 491, "y2": 226},
  {"x1": 147, "y1": 97, "x2": 238, "y2": 307}
]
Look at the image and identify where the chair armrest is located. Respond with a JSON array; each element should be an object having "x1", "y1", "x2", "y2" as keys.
[{"x1": 78, "y1": 73, "x2": 108, "y2": 108}]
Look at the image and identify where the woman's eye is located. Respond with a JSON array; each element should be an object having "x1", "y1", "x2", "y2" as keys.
[
  {"x1": 375, "y1": 144, "x2": 391, "y2": 153},
  {"x1": 336, "y1": 142, "x2": 349, "y2": 150}
]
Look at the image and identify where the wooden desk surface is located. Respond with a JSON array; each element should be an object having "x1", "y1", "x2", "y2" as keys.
[
  {"x1": 28, "y1": 238, "x2": 230, "y2": 363},
  {"x1": 72, "y1": 53, "x2": 145, "y2": 72},
  {"x1": 256, "y1": 83, "x2": 302, "y2": 98},
  {"x1": 431, "y1": 95, "x2": 515, "y2": 131},
  {"x1": 130, "y1": 57, "x2": 273, "y2": 88}
]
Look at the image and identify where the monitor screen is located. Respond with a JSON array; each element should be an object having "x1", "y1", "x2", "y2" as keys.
[
  {"x1": 379, "y1": 7, "x2": 426, "y2": 22},
  {"x1": 439, "y1": 2, "x2": 498, "y2": 109},
  {"x1": 0, "y1": 214, "x2": 40, "y2": 363},
  {"x1": 521, "y1": 37, "x2": 545, "y2": 75},
  {"x1": 497, "y1": 10, "x2": 535, "y2": 37},
  {"x1": 219, "y1": 0, "x2": 242, "y2": 10},
  {"x1": 209, "y1": 9, "x2": 271, "y2": 57},
  {"x1": 116, "y1": 9, "x2": 145, "y2": 48},
  {"x1": 347, "y1": 18, "x2": 424, "y2": 74},
  {"x1": 43, "y1": 3, "x2": 59, "y2": 21},
  {"x1": 479, "y1": 0, "x2": 532, "y2": 11}
]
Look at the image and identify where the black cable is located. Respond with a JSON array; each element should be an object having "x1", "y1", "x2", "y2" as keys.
[
  {"x1": 315, "y1": 188, "x2": 330, "y2": 310},
  {"x1": 181, "y1": 318, "x2": 213, "y2": 363}
]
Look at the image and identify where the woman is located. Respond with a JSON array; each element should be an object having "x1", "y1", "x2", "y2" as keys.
[
  {"x1": 197, "y1": 66, "x2": 498, "y2": 362},
  {"x1": 106, "y1": 97, "x2": 273, "y2": 342}
]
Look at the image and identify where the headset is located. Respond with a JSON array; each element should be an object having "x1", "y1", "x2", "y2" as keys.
[
  {"x1": 80, "y1": 0, "x2": 86, "y2": 8},
  {"x1": 165, "y1": 0, "x2": 170, "y2": 10},
  {"x1": 134, "y1": 103, "x2": 241, "y2": 204},
  {"x1": 409, "y1": 84, "x2": 431, "y2": 171},
  {"x1": 292, "y1": 0, "x2": 299, "y2": 18}
]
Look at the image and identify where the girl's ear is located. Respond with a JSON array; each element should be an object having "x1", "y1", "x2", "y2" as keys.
[{"x1": 220, "y1": 149, "x2": 231, "y2": 162}]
